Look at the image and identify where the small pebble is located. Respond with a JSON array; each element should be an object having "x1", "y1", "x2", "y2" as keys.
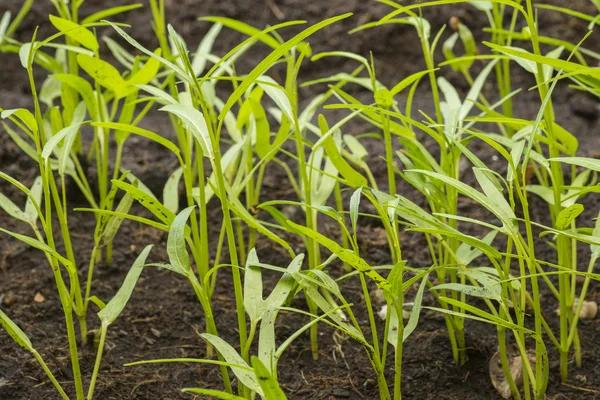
[
  {"x1": 3, "y1": 291, "x2": 16, "y2": 306},
  {"x1": 34, "y1": 292, "x2": 45, "y2": 303},
  {"x1": 151, "y1": 328, "x2": 162, "y2": 338}
]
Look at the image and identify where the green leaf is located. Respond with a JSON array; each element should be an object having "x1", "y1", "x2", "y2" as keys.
[
  {"x1": 318, "y1": 115, "x2": 367, "y2": 187},
  {"x1": 550, "y1": 157, "x2": 600, "y2": 172},
  {"x1": 112, "y1": 180, "x2": 175, "y2": 224},
  {"x1": 218, "y1": 13, "x2": 352, "y2": 121},
  {"x1": 556, "y1": 204, "x2": 584, "y2": 230},
  {"x1": 349, "y1": 187, "x2": 361, "y2": 236},
  {"x1": 163, "y1": 167, "x2": 183, "y2": 214},
  {"x1": 24, "y1": 176, "x2": 42, "y2": 224},
  {"x1": 256, "y1": 75, "x2": 294, "y2": 123},
  {"x1": 192, "y1": 22, "x2": 222, "y2": 76},
  {"x1": 433, "y1": 283, "x2": 501, "y2": 301},
  {"x1": 42, "y1": 101, "x2": 87, "y2": 175},
  {"x1": 200, "y1": 17, "x2": 281, "y2": 49},
  {"x1": 167, "y1": 206, "x2": 194, "y2": 274},
  {"x1": 160, "y1": 104, "x2": 214, "y2": 159},
  {"x1": 77, "y1": 53, "x2": 126, "y2": 96},
  {"x1": 98, "y1": 193, "x2": 134, "y2": 248},
  {"x1": 0, "y1": 308, "x2": 33, "y2": 351},
  {"x1": 98, "y1": 245, "x2": 152, "y2": 326},
  {"x1": 82, "y1": 4, "x2": 143, "y2": 24},
  {"x1": 244, "y1": 249, "x2": 264, "y2": 324},
  {"x1": 1, "y1": 108, "x2": 38, "y2": 133},
  {"x1": 403, "y1": 272, "x2": 429, "y2": 341},
  {"x1": 288, "y1": 221, "x2": 390, "y2": 292},
  {"x1": 91, "y1": 122, "x2": 181, "y2": 157},
  {"x1": 200, "y1": 333, "x2": 263, "y2": 396},
  {"x1": 52, "y1": 73, "x2": 98, "y2": 118},
  {"x1": 180, "y1": 389, "x2": 245, "y2": 400},
  {"x1": 0, "y1": 192, "x2": 27, "y2": 222},
  {"x1": 591, "y1": 213, "x2": 600, "y2": 258},
  {"x1": 49, "y1": 15, "x2": 99, "y2": 51},
  {"x1": 252, "y1": 356, "x2": 287, "y2": 400},
  {"x1": 126, "y1": 49, "x2": 163, "y2": 87}
]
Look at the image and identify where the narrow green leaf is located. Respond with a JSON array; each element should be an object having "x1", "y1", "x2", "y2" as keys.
[
  {"x1": 160, "y1": 104, "x2": 214, "y2": 159},
  {"x1": 0, "y1": 308, "x2": 33, "y2": 351},
  {"x1": 556, "y1": 204, "x2": 584, "y2": 230},
  {"x1": 251, "y1": 356, "x2": 287, "y2": 399},
  {"x1": 49, "y1": 15, "x2": 99, "y2": 51},
  {"x1": 163, "y1": 167, "x2": 183, "y2": 214},
  {"x1": 244, "y1": 249, "x2": 264, "y2": 324},
  {"x1": 77, "y1": 53, "x2": 126, "y2": 96},
  {"x1": 82, "y1": 4, "x2": 143, "y2": 24},
  {"x1": 98, "y1": 245, "x2": 152, "y2": 326},
  {"x1": 167, "y1": 206, "x2": 194, "y2": 273},
  {"x1": 200, "y1": 333, "x2": 263, "y2": 396}
]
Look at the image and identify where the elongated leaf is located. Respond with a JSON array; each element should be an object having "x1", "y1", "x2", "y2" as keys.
[
  {"x1": 112, "y1": 180, "x2": 175, "y2": 224},
  {"x1": 24, "y1": 176, "x2": 42, "y2": 224},
  {"x1": 252, "y1": 356, "x2": 287, "y2": 400},
  {"x1": 434, "y1": 283, "x2": 501, "y2": 301},
  {"x1": 181, "y1": 389, "x2": 245, "y2": 400},
  {"x1": 192, "y1": 22, "x2": 222, "y2": 76},
  {"x1": 556, "y1": 204, "x2": 584, "y2": 230},
  {"x1": 218, "y1": 13, "x2": 352, "y2": 121},
  {"x1": 403, "y1": 272, "x2": 429, "y2": 341},
  {"x1": 82, "y1": 4, "x2": 143, "y2": 24},
  {"x1": 52, "y1": 73, "x2": 98, "y2": 118},
  {"x1": 98, "y1": 193, "x2": 134, "y2": 248},
  {"x1": 1, "y1": 108, "x2": 38, "y2": 133},
  {"x1": 42, "y1": 101, "x2": 87, "y2": 175},
  {"x1": 0, "y1": 192, "x2": 27, "y2": 222},
  {"x1": 591, "y1": 212, "x2": 600, "y2": 258},
  {"x1": 288, "y1": 221, "x2": 390, "y2": 292},
  {"x1": 126, "y1": 49, "x2": 162, "y2": 87},
  {"x1": 160, "y1": 104, "x2": 214, "y2": 159},
  {"x1": 77, "y1": 53, "x2": 126, "y2": 96},
  {"x1": 0, "y1": 308, "x2": 33, "y2": 351},
  {"x1": 550, "y1": 157, "x2": 600, "y2": 172},
  {"x1": 163, "y1": 167, "x2": 183, "y2": 213},
  {"x1": 201, "y1": 333, "x2": 263, "y2": 395},
  {"x1": 98, "y1": 245, "x2": 152, "y2": 326},
  {"x1": 200, "y1": 17, "x2": 281, "y2": 49},
  {"x1": 244, "y1": 248, "x2": 264, "y2": 324},
  {"x1": 49, "y1": 15, "x2": 99, "y2": 51},
  {"x1": 91, "y1": 122, "x2": 181, "y2": 157},
  {"x1": 167, "y1": 206, "x2": 194, "y2": 273}
]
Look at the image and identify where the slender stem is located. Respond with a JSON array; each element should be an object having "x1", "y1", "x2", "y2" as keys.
[
  {"x1": 32, "y1": 350, "x2": 69, "y2": 400},
  {"x1": 87, "y1": 325, "x2": 107, "y2": 400}
]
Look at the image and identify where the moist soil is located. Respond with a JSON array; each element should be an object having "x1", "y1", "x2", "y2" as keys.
[{"x1": 1, "y1": 0, "x2": 600, "y2": 399}]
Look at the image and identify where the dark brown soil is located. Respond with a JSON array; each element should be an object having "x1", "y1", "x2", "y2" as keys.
[{"x1": 1, "y1": 1, "x2": 600, "y2": 399}]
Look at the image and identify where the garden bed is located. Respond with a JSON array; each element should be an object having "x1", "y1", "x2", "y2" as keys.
[{"x1": 1, "y1": 0, "x2": 600, "y2": 399}]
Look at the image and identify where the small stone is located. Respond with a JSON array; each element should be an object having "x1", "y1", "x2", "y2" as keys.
[
  {"x1": 575, "y1": 299, "x2": 598, "y2": 320},
  {"x1": 3, "y1": 291, "x2": 16, "y2": 306},
  {"x1": 33, "y1": 292, "x2": 45, "y2": 303},
  {"x1": 370, "y1": 288, "x2": 385, "y2": 305},
  {"x1": 151, "y1": 328, "x2": 162, "y2": 338},
  {"x1": 449, "y1": 16, "x2": 460, "y2": 31}
]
